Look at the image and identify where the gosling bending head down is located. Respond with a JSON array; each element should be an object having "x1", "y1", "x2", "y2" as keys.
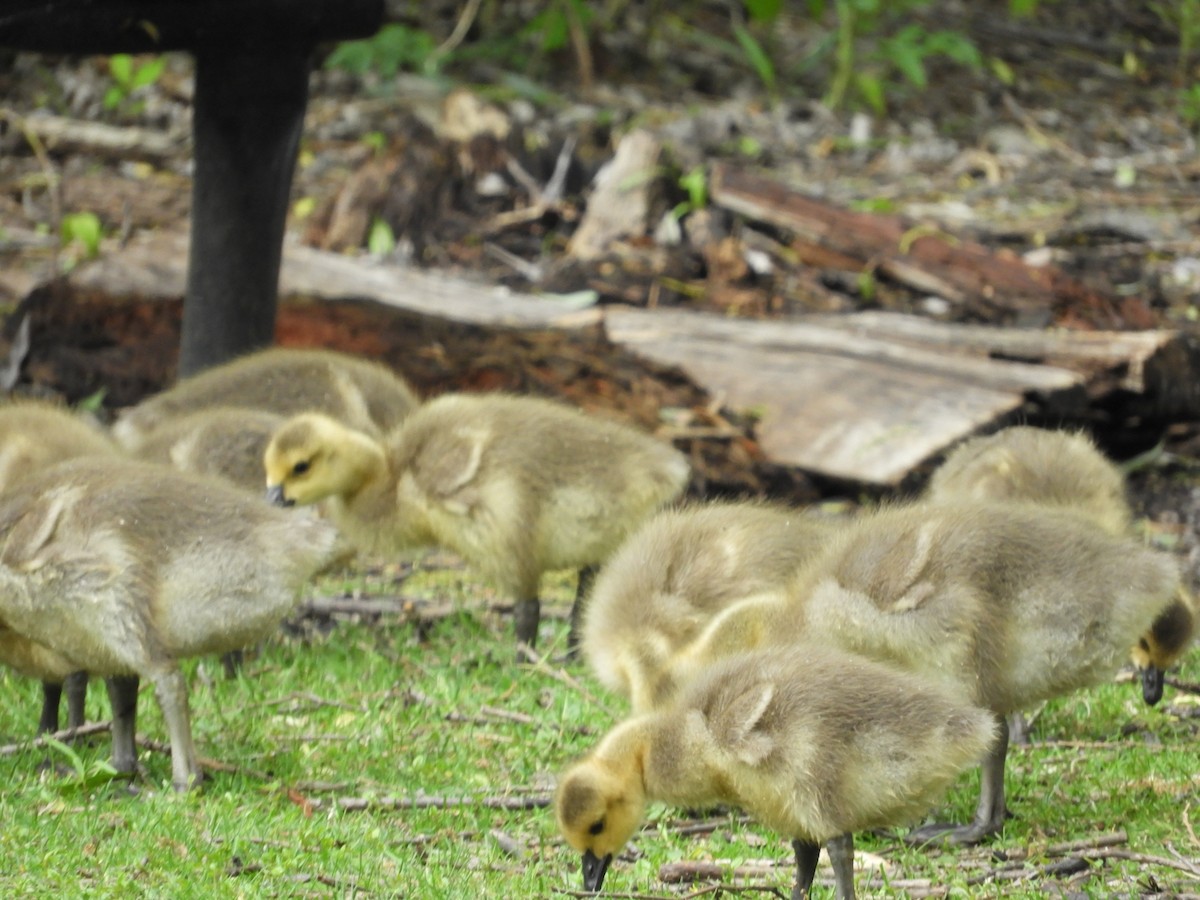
[
  {"x1": 0, "y1": 401, "x2": 121, "y2": 734},
  {"x1": 663, "y1": 500, "x2": 1182, "y2": 846},
  {"x1": 0, "y1": 456, "x2": 339, "y2": 790},
  {"x1": 927, "y1": 425, "x2": 1195, "y2": 704},
  {"x1": 556, "y1": 645, "x2": 996, "y2": 898}
]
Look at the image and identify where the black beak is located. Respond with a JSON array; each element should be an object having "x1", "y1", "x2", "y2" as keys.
[
  {"x1": 581, "y1": 850, "x2": 611, "y2": 892},
  {"x1": 1142, "y1": 666, "x2": 1165, "y2": 706},
  {"x1": 265, "y1": 485, "x2": 293, "y2": 507}
]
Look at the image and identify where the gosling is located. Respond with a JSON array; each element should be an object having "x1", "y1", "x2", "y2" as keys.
[
  {"x1": 0, "y1": 401, "x2": 121, "y2": 734},
  {"x1": 927, "y1": 425, "x2": 1195, "y2": 704},
  {"x1": 556, "y1": 645, "x2": 996, "y2": 899},
  {"x1": 263, "y1": 393, "x2": 690, "y2": 654},
  {"x1": 112, "y1": 347, "x2": 419, "y2": 449},
  {"x1": 665, "y1": 500, "x2": 1181, "y2": 845},
  {"x1": 581, "y1": 500, "x2": 837, "y2": 712},
  {"x1": 132, "y1": 406, "x2": 286, "y2": 494},
  {"x1": 0, "y1": 456, "x2": 339, "y2": 790}
]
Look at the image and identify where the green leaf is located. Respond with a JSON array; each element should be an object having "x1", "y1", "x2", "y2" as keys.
[
  {"x1": 732, "y1": 22, "x2": 777, "y2": 92},
  {"x1": 678, "y1": 166, "x2": 709, "y2": 211},
  {"x1": 989, "y1": 56, "x2": 1016, "y2": 85},
  {"x1": 108, "y1": 53, "x2": 133, "y2": 86},
  {"x1": 75, "y1": 389, "x2": 107, "y2": 413},
  {"x1": 131, "y1": 56, "x2": 166, "y2": 90},
  {"x1": 102, "y1": 86, "x2": 124, "y2": 111},
  {"x1": 60, "y1": 212, "x2": 103, "y2": 258},
  {"x1": 855, "y1": 72, "x2": 885, "y2": 114},
  {"x1": 367, "y1": 217, "x2": 396, "y2": 256},
  {"x1": 746, "y1": 0, "x2": 785, "y2": 23}
]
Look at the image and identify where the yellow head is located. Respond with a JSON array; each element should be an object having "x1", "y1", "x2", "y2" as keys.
[
  {"x1": 262, "y1": 414, "x2": 384, "y2": 507},
  {"x1": 555, "y1": 753, "x2": 647, "y2": 892},
  {"x1": 1131, "y1": 589, "x2": 1196, "y2": 705}
]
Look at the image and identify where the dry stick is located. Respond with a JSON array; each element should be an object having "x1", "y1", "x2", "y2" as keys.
[
  {"x1": 320, "y1": 793, "x2": 552, "y2": 812},
  {"x1": 1166, "y1": 674, "x2": 1200, "y2": 695},
  {"x1": 1079, "y1": 849, "x2": 1200, "y2": 879},
  {"x1": 0, "y1": 720, "x2": 111, "y2": 756},
  {"x1": 518, "y1": 643, "x2": 614, "y2": 713},
  {"x1": 135, "y1": 735, "x2": 272, "y2": 780}
]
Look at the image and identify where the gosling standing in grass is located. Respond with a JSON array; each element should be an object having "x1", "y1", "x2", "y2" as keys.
[
  {"x1": 581, "y1": 500, "x2": 838, "y2": 712},
  {"x1": 113, "y1": 346, "x2": 419, "y2": 448},
  {"x1": 663, "y1": 500, "x2": 1182, "y2": 845},
  {"x1": 927, "y1": 425, "x2": 1195, "y2": 704},
  {"x1": 556, "y1": 645, "x2": 996, "y2": 899},
  {"x1": 263, "y1": 393, "x2": 690, "y2": 654},
  {"x1": 0, "y1": 457, "x2": 339, "y2": 790},
  {"x1": 0, "y1": 402, "x2": 120, "y2": 734}
]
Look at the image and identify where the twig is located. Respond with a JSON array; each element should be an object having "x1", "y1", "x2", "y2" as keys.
[
  {"x1": 431, "y1": 0, "x2": 483, "y2": 59},
  {"x1": 1185, "y1": 802, "x2": 1200, "y2": 850},
  {"x1": 518, "y1": 643, "x2": 615, "y2": 713},
  {"x1": 1165, "y1": 674, "x2": 1200, "y2": 695},
  {"x1": 134, "y1": 735, "x2": 272, "y2": 780},
  {"x1": 1079, "y1": 849, "x2": 1200, "y2": 879},
  {"x1": 317, "y1": 793, "x2": 552, "y2": 812},
  {"x1": 0, "y1": 720, "x2": 111, "y2": 756}
]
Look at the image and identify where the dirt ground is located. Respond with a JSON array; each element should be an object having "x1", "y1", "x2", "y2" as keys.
[{"x1": 0, "y1": 2, "x2": 1198, "y2": 510}]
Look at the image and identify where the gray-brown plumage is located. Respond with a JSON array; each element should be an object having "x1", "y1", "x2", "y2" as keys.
[
  {"x1": 665, "y1": 500, "x2": 1181, "y2": 845},
  {"x1": 926, "y1": 426, "x2": 1131, "y2": 534},
  {"x1": 0, "y1": 456, "x2": 339, "y2": 790},
  {"x1": 112, "y1": 347, "x2": 419, "y2": 449},
  {"x1": 0, "y1": 402, "x2": 121, "y2": 734},
  {"x1": 263, "y1": 393, "x2": 690, "y2": 654},
  {"x1": 581, "y1": 500, "x2": 838, "y2": 712},
  {"x1": 556, "y1": 645, "x2": 996, "y2": 899},
  {"x1": 131, "y1": 406, "x2": 285, "y2": 494},
  {"x1": 927, "y1": 425, "x2": 1195, "y2": 705}
]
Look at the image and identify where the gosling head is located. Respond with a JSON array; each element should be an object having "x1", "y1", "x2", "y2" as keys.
[
  {"x1": 263, "y1": 414, "x2": 383, "y2": 507},
  {"x1": 555, "y1": 758, "x2": 647, "y2": 892},
  {"x1": 1131, "y1": 590, "x2": 1196, "y2": 706}
]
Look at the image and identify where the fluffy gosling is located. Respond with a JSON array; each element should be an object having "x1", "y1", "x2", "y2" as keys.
[
  {"x1": 112, "y1": 347, "x2": 419, "y2": 449},
  {"x1": 0, "y1": 457, "x2": 339, "y2": 790},
  {"x1": 927, "y1": 425, "x2": 1195, "y2": 704},
  {"x1": 0, "y1": 402, "x2": 120, "y2": 734},
  {"x1": 263, "y1": 393, "x2": 690, "y2": 654},
  {"x1": 556, "y1": 645, "x2": 996, "y2": 899},
  {"x1": 665, "y1": 500, "x2": 1181, "y2": 845},
  {"x1": 132, "y1": 406, "x2": 285, "y2": 494},
  {"x1": 581, "y1": 500, "x2": 837, "y2": 712}
]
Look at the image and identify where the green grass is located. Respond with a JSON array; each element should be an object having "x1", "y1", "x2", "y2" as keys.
[{"x1": 0, "y1": 556, "x2": 1197, "y2": 899}]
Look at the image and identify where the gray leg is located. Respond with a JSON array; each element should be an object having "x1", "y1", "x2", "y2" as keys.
[
  {"x1": 151, "y1": 668, "x2": 201, "y2": 792},
  {"x1": 791, "y1": 838, "x2": 820, "y2": 900},
  {"x1": 906, "y1": 712, "x2": 1009, "y2": 846},
  {"x1": 64, "y1": 670, "x2": 88, "y2": 729},
  {"x1": 565, "y1": 565, "x2": 597, "y2": 658},
  {"x1": 220, "y1": 649, "x2": 244, "y2": 680},
  {"x1": 514, "y1": 596, "x2": 540, "y2": 661},
  {"x1": 827, "y1": 833, "x2": 855, "y2": 900},
  {"x1": 37, "y1": 681, "x2": 62, "y2": 735},
  {"x1": 105, "y1": 675, "x2": 140, "y2": 775}
]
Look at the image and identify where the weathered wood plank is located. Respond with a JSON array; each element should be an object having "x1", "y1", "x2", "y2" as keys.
[
  {"x1": 69, "y1": 229, "x2": 1194, "y2": 486},
  {"x1": 604, "y1": 306, "x2": 1081, "y2": 484}
]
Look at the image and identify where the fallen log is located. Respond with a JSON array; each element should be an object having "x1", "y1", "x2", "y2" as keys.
[{"x1": 709, "y1": 164, "x2": 1158, "y2": 330}]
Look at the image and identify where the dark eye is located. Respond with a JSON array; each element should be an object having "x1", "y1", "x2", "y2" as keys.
[
  {"x1": 587, "y1": 818, "x2": 606, "y2": 836},
  {"x1": 1138, "y1": 638, "x2": 1150, "y2": 652},
  {"x1": 292, "y1": 460, "x2": 310, "y2": 476}
]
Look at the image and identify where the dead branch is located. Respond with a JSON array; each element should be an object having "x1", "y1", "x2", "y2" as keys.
[
  {"x1": 0, "y1": 720, "x2": 111, "y2": 756},
  {"x1": 17, "y1": 113, "x2": 185, "y2": 161},
  {"x1": 322, "y1": 792, "x2": 551, "y2": 812}
]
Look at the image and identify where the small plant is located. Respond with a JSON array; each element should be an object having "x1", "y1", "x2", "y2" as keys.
[
  {"x1": 823, "y1": 0, "x2": 982, "y2": 112},
  {"x1": 324, "y1": 23, "x2": 439, "y2": 78},
  {"x1": 59, "y1": 211, "x2": 103, "y2": 260},
  {"x1": 103, "y1": 53, "x2": 166, "y2": 113},
  {"x1": 40, "y1": 737, "x2": 122, "y2": 792},
  {"x1": 1150, "y1": 0, "x2": 1200, "y2": 82},
  {"x1": 672, "y1": 165, "x2": 709, "y2": 221}
]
